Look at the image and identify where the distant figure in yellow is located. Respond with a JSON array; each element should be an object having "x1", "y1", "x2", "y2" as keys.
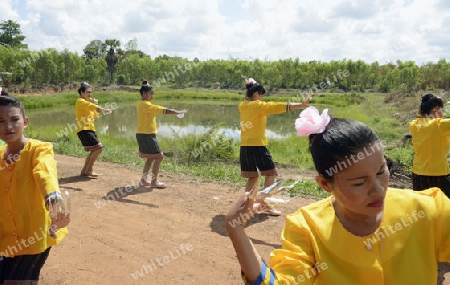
[
  {"x1": 136, "y1": 80, "x2": 187, "y2": 188},
  {"x1": 238, "y1": 77, "x2": 309, "y2": 215},
  {"x1": 75, "y1": 82, "x2": 112, "y2": 178},
  {"x1": 409, "y1": 93, "x2": 450, "y2": 198}
]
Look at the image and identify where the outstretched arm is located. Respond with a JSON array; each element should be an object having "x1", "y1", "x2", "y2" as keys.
[
  {"x1": 97, "y1": 106, "x2": 112, "y2": 114},
  {"x1": 288, "y1": 95, "x2": 312, "y2": 111},
  {"x1": 166, "y1": 109, "x2": 187, "y2": 115},
  {"x1": 86, "y1": 98, "x2": 112, "y2": 114},
  {"x1": 225, "y1": 189, "x2": 267, "y2": 283}
]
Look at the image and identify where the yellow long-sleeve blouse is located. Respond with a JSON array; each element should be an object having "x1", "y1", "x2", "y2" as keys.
[
  {"x1": 409, "y1": 117, "x2": 450, "y2": 176},
  {"x1": 247, "y1": 188, "x2": 450, "y2": 284},
  {"x1": 239, "y1": 100, "x2": 288, "y2": 146},
  {"x1": 136, "y1": 100, "x2": 167, "y2": 134},
  {"x1": 75, "y1": 97, "x2": 99, "y2": 132},
  {"x1": 0, "y1": 139, "x2": 68, "y2": 257}
]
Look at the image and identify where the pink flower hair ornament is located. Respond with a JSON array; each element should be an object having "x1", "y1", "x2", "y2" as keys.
[
  {"x1": 295, "y1": 106, "x2": 331, "y2": 137},
  {"x1": 246, "y1": 78, "x2": 257, "y2": 85}
]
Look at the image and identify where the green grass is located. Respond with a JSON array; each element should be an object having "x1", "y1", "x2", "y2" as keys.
[
  {"x1": 287, "y1": 179, "x2": 330, "y2": 199},
  {"x1": 384, "y1": 145, "x2": 414, "y2": 171},
  {"x1": 269, "y1": 136, "x2": 315, "y2": 170},
  {"x1": 16, "y1": 88, "x2": 367, "y2": 110},
  {"x1": 19, "y1": 93, "x2": 78, "y2": 109},
  {"x1": 17, "y1": 89, "x2": 242, "y2": 110}
]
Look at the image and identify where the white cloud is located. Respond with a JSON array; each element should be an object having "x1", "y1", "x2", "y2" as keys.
[
  {"x1": 3, "y1": 0, "x2": 450, "y2": 64},
  {"x1": 331, "y1": 0, "x2": 380, "y2": 19}
]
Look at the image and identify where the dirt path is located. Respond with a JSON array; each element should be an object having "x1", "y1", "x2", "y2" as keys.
[
  {"x1": 39, "y1": 154, "x2": 449, "y2": 284},
  {"x1": 39, "y1": 154, "x2": 315, "y2": 284}
]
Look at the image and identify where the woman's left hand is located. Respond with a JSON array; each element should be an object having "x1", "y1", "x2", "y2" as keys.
[
  {"x1": 103, "y1": 108, "x2": 112, "y2": 114},
  {"x1": 225, "y1": 187, "x2": 269, "y2": 231},
  {"x1": 49, "y1": 212, "x2": 70, "y2": 238},
  {"x1": 301, "y1": 94, "x2": 313, "y2": 107}
]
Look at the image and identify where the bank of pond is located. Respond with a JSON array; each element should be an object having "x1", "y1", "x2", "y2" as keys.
[{"x1": 21, "y1": 90, "x2": 414, "y2": 198}]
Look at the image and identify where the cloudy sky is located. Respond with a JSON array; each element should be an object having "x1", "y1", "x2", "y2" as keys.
[{"x1": 3, "y1": 0, "x2": 450, "y2": 64}]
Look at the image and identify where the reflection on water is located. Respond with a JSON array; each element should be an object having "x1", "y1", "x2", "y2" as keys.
[
  {"x1": 155, "y1": 124, "x2": 286, "y2": 140},
  {"x1": 27, "y1": 100, "x2": 301, "y2": 140}
]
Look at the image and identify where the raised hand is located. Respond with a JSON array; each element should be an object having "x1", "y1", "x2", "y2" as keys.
[
  {"x1": 90, "y1": 97, "x2": 99, "y2": 104},
  {"x1": 225, "y1": 186, "x2": 270, "y2": 229}
]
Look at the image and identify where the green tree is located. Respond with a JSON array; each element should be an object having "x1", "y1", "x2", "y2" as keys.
[
  {"x1": 83, "y1": 39, "x2": 105, "y2": 61},
  {"x1": 396, "y1": 60, "x2": 420, "y2": 92},
  {"x1": 124, "y1": 38, "x2": 138, "y2": 52},
  {"x1": 0, "y1": 20, "x2": 27, "y2": 49},
  {"x1": 104, "y1": 39, "x2": 121, "y2": 84},
  {"x1": 36, "y1": 49, "x2": 57, "y2": 84}
]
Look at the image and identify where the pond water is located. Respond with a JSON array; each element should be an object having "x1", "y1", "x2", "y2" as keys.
[{"x1": 26, "y1": 100, "x2": 302, "y2": 140}]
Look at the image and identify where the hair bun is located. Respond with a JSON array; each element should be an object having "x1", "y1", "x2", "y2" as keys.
[
  {"x1": 421, "y1": 93, "x2": 433, "y2": 102},
  {"x1": 142, "y1": 80, "x2": 148, "y2": 85}
]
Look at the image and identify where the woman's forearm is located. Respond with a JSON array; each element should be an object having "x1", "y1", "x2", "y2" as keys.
[
  {"x1": 288, "y1": 95, "x2": 311, "y2": 111},
  {"x1": 227, "y1": 225, "x2": 263, "y2": 283},
  {"x1": 288, "y1": 102, "x2": 308, "y2": 111},
  {"x1": 166, "y1": 109, "x2": 187, "y2": 115}
]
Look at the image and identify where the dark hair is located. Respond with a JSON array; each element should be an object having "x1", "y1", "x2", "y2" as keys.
[
  {"x1": 309, "y1": 117, "x2": 380, "y2": 180},
  {"x1": 1, "y1": 90, "x2": 8, "y2": 96},
  {"x1": 245, "y1": 82, "x2": 265, "y2": 98},
  {"x1": 139, "y1": 80, "x2": 154, "y2": 96},
  {"x1": 77, "y1": 82, "x2": 91, "y2": 95},
  {"x1": 0, "y1": 95, "x2": 26, "y2": 118},
  {"x1": 420, "y1": 93, "x2": 443, "y2": 116}
]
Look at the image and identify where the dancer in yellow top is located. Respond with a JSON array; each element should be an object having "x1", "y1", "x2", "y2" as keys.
[
  {"x1": 75, "y1": 82, "x2": 112, "y2": 178},
  {"x1": 239, "y1": 78, "x2": 309, "y2": 215},
  {"x1": 136, "y1": 81, "x2": 186, "y2": 188},
  {"x1": 409, "y1": 93, "x2": 450, "y2": 198},
  {"x1": 0, "y1": 96, "x2": 70, "y2": 283}
]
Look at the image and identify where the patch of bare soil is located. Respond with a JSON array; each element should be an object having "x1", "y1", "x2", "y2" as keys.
[
  {"x1": 385, "y1": 156, "x2": 413, "y2": 189},
  {"x1": 39, "y1": 154, "x2": 449, "y2": 284}
]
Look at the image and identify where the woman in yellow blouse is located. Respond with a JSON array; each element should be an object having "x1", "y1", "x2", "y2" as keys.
[
  {"x1": 75, "y1": 82, "x2": 112, "y2": 178},
  {"x1": 239, "y1": 78, "x2": 309, "y2": 215},
  {"x1": 136, "y1": 81, "x2": 186, "y2": 188},
  {"x1": 0, "y1": 96, "x2": 70, "y2": 283},
  {"x1": 409, "y1": 93, "x2": 450, "y2": 198},
  {"x1": 226, "y1": 107, "x2": 450, "y2": 284}
]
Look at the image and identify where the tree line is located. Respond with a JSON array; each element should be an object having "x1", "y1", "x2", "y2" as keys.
[{"x1": 1, "y1": 19, "x2": 450, "y2": 93}]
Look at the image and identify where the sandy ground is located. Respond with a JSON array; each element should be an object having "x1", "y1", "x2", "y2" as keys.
[{"x1": 38, "y1": 154, "x2": 449, "y2": 285}]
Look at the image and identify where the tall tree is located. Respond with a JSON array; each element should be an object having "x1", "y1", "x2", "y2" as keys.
[
  {"x1": 83, "y1": 39, "x2": 105, "y2": 61},
  {"x1": 124, "y1": 38, "x2": 138, "y2": 52},
  {"x1": 104, "y1": 39, "x2": 121, "y2": 83},
  {"x1": 0, "y1": 20, "x2": 27, "y2": 49}
]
